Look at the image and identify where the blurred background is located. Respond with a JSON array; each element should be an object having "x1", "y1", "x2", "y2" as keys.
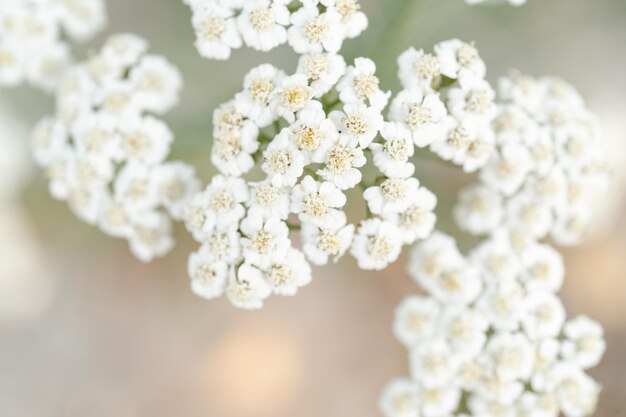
[{"x1": 1, "y1": 0, "x2": 625, "y2": 416}]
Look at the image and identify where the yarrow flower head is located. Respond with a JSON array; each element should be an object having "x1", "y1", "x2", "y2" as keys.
[
  {"x1": 382, "y1": 231, "x2": 606, "y2": 417},
  {"x1": 184, "y1": 51, "x2": 443, "y2": 308},
  {"x1": 31, "y1": 33, "x2": 200, "y2": 262},
  {"x1": 392, "y1": 40, "x2": 498, "y2": 173},
  {"x1": 184, "y1": 0, "x2": 368, "y2": 60},
  {"x1": 0, "y1": 0, "x2": 107, "y2": 91},
  {"x1": 454, "y1": 72, "x2": 611, "y2": 245}
]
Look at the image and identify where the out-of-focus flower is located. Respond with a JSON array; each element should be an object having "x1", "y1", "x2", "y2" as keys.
[
  {"x1": 31, "y1": 34, "x2": 201, "y2": 262},
  {"x1": 454, "y1": 73, "x2": 611, "y2": 245},
  {"x1": 381, "y1": 231, "x2": 606, "y2": 417},
  {"x1": 0, "y1": 0, "x2": 106, "y2": 91}
]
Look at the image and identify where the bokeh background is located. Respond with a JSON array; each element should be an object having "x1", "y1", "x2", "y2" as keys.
[{"x1": 1, "y1": 0, "x2": 625, "y2": 416}]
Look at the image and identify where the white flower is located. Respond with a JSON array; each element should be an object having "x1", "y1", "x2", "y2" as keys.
[
  {"x1": 188, "y1": 247, "x2": 229, "y2": 300},
  {"x1": 440, "y1": 306, "x2": 489, "y2": 359},
  {"x1": 430, "y1": 118, "x2": 471, "y2": 162},
  {"x1": 0, "y1": 0, "x2": 106, "y2": 91},
  {"x1": 546, "y1": 363, "x2": 601, "y2": 417},
  {"x1": 477, "y1": 279, "x2": 525, "y2": 331},
  {"x1": 486, "y1": 332, "x2": 535, "y2": 382},
  {"x1": 517, "y1": 392, "x2": 560, "y2": 417},
  {"x1": 454, "y1": 184, "x2": 504, "y2": 235},
  {"x1": 236, "y1": 64, "x2": 286, "y2": 127},
  {"x1": 480, "y1": 142, "x2": 534, "y2": 196},
  {"x1": 435, "y1": 39, "x2": 486, "y2": 88},
  {"x1": 364, "y1": 177, "x2": 421, "y2": 216},
  {"x1": 561, "y1": 316, "x2": 606, "y2": 370},
  {"x1": 388, "y1": 88, "x2": 449, "y2": 148},
  {"x1": 418, "y1": 384, "x2": 462, "y2": 417},
  {"x1": 273, "y1": 74, "x2": 316, "y2": 123},
  {"x1": 407, "y1": 232, "x2": 464, "y2": 281},
  {"x1": 55, "y1": 0, "x2": 107, "y2": 42},
  {"x1": 153, "y1": 162, "x2": 201, "y2": 220},
  {"x1": 194, "y1": 228, "x2": 241, "y2": 266},
  {"x1": 316, "y1": 134, "x2": 366, "y2": 190},
  {"x1": 0, "y1": 40, "x2": 25, "y2": 87},
  {"x1": 350, "y1": 218, "x2": 403, "y2": 270},
  {"x1": 226, "y1": 263, "x2": 272, "y2": 310},
  {"x1": 329, "y1": 102, "x2": 384, "y2": 147},
  {"x1": 328, "y1": 0, "x2": 368, "y2": 39},
  {"x1": 288, "y1": 6, "x2": 342, "y2": 54},
  {"x1": 25, "y1": 42, "x2": 72, "y2": 92},
  {"x1": 550, "y1": 205, "x2": 592, "y2": 246},
  {"x1": 288, "y1": 101, "x2": 339, "y2": 162},
  {"x1": 127, "y1": 211, "x2": 175, "y2": 262},
  {"x1": 409, "y1": 338, "x2": 461, "y2": 388},
  {"x1": 337, "y1": 57, "x2": 390, "y2": 110},
  {"x1": 519, "y1": 243, "x2": 564, "y2": 292},
  {"x1": 240, "y1": 212, "x2": 291, "y2": 269},
  {"x1": 211, "y1": 129, "x2": 260, "y2": 177},
  {"x1": 237, "y1": 0, "x2": 289, "y2": 52},
  {"x1": 118, "y1": 116, "x2": 173, "y2": 165},
  {"x1": 290, "y1": 175, "x2": 347, "y2": 229},
  {"x1": 98, "y1": 197, "x2": 133, "y2": 238},
  {"x1": 264, "y1": 247, "x2": 312, "y2": 296},
  {"x1": 100, "y1": 33, "x2": 148, "y2": 69},
  {"x1": 262, "y1": 130, "x2": 305, "y2": 187},
  {"x1": 447, "y1": 79, "x2": 497, "y2": 123},
  {"x1": 418, "y1": 257, "x2": 483, "y2": 306},
  {"x1": 520, "y1": 291, "x2": 566, "y2": 340},
  {"x1": 371, "y1": 123, "x2": 415, "y2": 178},
  {"x1": 93, "y1": 80, "x2": 141, "y2": 120},
  {"x1": 383, "y1": 187, "x2": 437, "y2": 244},
  {"x1": 379, "y1": 378, "x2": 420, "y2": 417},
  {"x1": 70, "y1": 111, "x2": 121, "y2": 161},
  {"x1": 185, "y1": 175, "x2": 248, "y2": 236},
  {"x1": 397, "y1": 47, "x2": 442, "y2": 91},
  {"x1": 301, "y1": 222, "x2": 354, "y2": 265},
  {"x1": 469, "y1": 235, "x2": 520, "y2": 284},
  {"x1": 297, "y1": 52, "x2": 347, "y2": 97},
  {"x1": 248, "y1": 180, "x2": 291, "y2": 220},
  {"x1": 191, "y1": 2, "x2": 242, "y2": 60},
  {"x1": 113, "y1": 161, "x2": 160, "y2": 213},
  {"x1": 393, "y1": 296, "x2": 442, "y2": 349},
  {"x1": 505, "y1": 191, "x2": 553, "y2": 239},
  {"x1": 129, "y1": 54, "x2": 182, "y2": 114}
]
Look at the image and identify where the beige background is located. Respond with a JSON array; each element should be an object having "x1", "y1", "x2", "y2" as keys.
[{"x1": 1, "y1": 0, "x2": 625, "y2": 416}]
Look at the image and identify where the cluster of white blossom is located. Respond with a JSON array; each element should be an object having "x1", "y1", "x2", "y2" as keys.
[
  {"x1": 454, "y1": 73, "x2": 610, "y2": 245},
  {"x1": 381, "y1": 231, "x2": 606, "y2": 417},
  {"x1": 184, "y1": 0, "x2": 367, "y2": 60},
  {"x1": 184, "y1": 52, "x2": 440, "y2": 308},
  {"x1": 465, "y1": 0, "x2": 527, "y2": 6},
  {"x1": 0, "y1": 0, "x2": 106, "y2": 91},
  {"x1": 30, "y1": 34, "x2": 201, "y2": 262},
  {"x1": 392, "y1": 40, "x2": 498, "y2": 173}
]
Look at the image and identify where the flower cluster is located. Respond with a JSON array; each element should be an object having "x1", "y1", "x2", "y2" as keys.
[
  {"x1": 30, "y1": 34, "x2": 200, "y2": 262},
  {"x1": 0, "y1": 0, "x2": 106, "y2": 91},
  {"x1": 184, "y1": 0, "x2": 367, "y2": 60},
  {"x1": 184, "y1": 52, "x2": 440, "y2": 308},
  {"x1": 393, "y1": 40, "x2": 498, "y2": 173},
  {"x1": 381, "y1": 231, "x2": 606, "y2": 417},
  {"x1": 465, "y1": 0, "x2": 527, "y2": 6},
  {"x1": 454, "y1": 73, "x2": 610, "y2": 245}
]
